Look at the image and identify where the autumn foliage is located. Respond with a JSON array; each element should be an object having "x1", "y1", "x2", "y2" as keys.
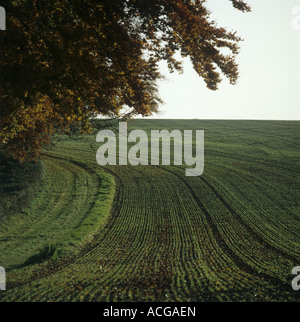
[{"x1": 0, "y1": 0, "x2": 250, "y2": 162}]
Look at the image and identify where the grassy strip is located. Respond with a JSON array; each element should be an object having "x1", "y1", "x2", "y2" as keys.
[
  {"x1": 70, "y1": 169, "x2": 116, "y2": 244},
  {"x1": 0, "y1": 155, "x2": 115, "y2": 273}
]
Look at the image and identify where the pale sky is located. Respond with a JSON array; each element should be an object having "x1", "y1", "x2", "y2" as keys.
[{"x1": 152, "y1": 0, "x2": 300, "y2": 120}]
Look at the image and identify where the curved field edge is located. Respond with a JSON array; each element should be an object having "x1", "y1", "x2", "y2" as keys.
[
  {"x1": 0, "y1": 154, "x2": 116, "y2": 279},
  {"x1": 57, "y1": 158, "x2": 116, "y2": 245}
]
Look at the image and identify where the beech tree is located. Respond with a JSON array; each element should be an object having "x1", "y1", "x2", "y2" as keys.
[{"x1": 0, "y1": 0, "x2": 250, "y2": 162}]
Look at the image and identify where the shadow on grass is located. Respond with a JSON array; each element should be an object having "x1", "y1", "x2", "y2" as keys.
[{"x1": 7, "y1": 243, "x2": 63, "y2": 271}]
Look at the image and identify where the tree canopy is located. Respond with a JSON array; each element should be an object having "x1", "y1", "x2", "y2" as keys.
[{"x1": 0, "y1": 0, "x2": 250, "y2": 162}]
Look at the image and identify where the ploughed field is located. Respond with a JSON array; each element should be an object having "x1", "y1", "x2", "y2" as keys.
[{"x1": 0, "y1": 120, "x2": 299, "y2": 301}]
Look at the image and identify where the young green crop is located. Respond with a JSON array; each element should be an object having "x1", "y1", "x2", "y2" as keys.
[{"x1": 0, "y1": 120, "x2": 299, "y2": 302}]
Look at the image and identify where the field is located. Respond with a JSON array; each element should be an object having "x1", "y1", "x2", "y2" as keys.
[{"x1": 0, "y1": 119, "x2": 299, "y2": 302}]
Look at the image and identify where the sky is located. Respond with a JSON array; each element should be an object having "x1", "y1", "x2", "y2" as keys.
[{"x1": 151, "y1": 0, "x2": 300, "y2": 120}]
